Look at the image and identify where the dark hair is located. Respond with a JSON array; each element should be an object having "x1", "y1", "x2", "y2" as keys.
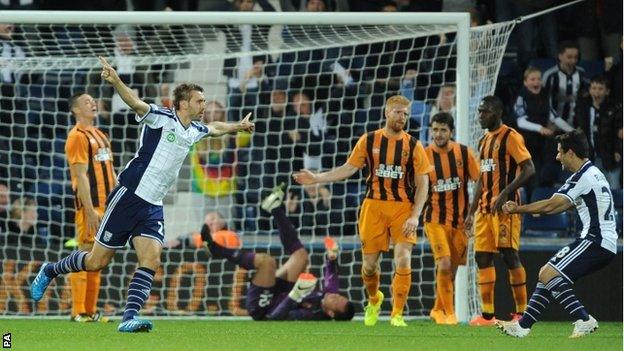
[
  {"x1": 556, "y1": 129, "x2": 590, "y2": 159},
  {"x1": 68, "y1": 92, "x2": 86, "y2": 115},
  {"x1": 333, "y1": 300, "x2": 355, "y2": 321},
  {"x1": 480, "y1": 95, "x2": 504, "y2": 116},
  {"x1": 430, "y1": 112, "x2": 455, "y2": 130},
  {"x1": 173, "y1": 83, "x2": 204, "y2": 110},
  {"x1": 590, "y1": 75, "x2": 609, "y2": 87},
  {"x1": 557, "y1": 40, "x2": 579, "y2": 55}
]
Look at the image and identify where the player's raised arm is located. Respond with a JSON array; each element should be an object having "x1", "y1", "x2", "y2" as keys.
[
  {"x1": 98, "y1": 56, "x2": 150, "y2": 117},
  {"x1": 207, "y1": 112, "x2": 255, "y2": 137},
  {"x1": 293, "y1": 163, "x2": 359, "y2": 185}
]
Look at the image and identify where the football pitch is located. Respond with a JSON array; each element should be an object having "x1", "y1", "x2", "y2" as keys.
[{"x1": 2, "y1": 319, "x2": 622, "y2": 351}]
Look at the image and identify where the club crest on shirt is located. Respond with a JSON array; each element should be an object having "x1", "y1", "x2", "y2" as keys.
[{"x1": 166, "y1": 132, "x2": 176, "y2": 142}]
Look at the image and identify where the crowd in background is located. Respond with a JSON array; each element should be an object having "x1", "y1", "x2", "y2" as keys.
[{"x1": 0, "y1": 0, "x2": 622, "y2": 249}]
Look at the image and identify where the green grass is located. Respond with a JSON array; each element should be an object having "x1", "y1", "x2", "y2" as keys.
[{"x1": 1, "y1": 319, "x2": 622, "y2": 351}]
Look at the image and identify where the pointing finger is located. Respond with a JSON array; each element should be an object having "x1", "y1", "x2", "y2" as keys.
[{"x1": 98, "y1": 56, "x2": 111, "y2": 67}]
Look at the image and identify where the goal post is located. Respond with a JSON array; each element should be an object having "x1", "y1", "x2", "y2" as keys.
[{"x1": 0, "y1": 10, "x2": 515, "y2": 320}]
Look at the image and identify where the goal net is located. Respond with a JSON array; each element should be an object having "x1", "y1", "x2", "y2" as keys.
[{"x1": 0, "y1": 11, "x2": 514, "y2": 320}]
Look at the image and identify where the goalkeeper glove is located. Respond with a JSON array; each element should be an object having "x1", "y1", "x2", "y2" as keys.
[
  {"x1": 324, "y1": 236, "x2": 339, "y2": 260},
  {"x1": 288, "y1": 273, "x2": 318, "y2": 303}
]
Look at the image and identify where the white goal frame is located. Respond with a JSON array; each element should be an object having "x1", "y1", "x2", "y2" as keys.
[{"x1": 1, "y1": 10, "x2": 474, "y2": 321}]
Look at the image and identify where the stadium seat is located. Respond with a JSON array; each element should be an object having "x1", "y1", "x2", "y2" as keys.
[{"x1": 523, "y1": 212, "x2": 569, "y2": 238}]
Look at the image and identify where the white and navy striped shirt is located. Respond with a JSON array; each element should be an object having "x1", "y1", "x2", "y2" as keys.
[
  {"x1": 542, "y1": 65, "x2": 589, "y2": 126},
  {"x1": 118, "y1": 104, "x2": 211, "y2": 205},
  {"x1": 556, "y1": 161, "x2": 618, "y2": 253}
]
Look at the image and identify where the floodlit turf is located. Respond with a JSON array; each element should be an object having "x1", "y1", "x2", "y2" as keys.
[{"x1": 1, "y1": 319, "x2": 622, "y2": 351}]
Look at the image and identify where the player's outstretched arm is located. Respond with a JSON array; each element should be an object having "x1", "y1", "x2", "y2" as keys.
[
  {"x1": 98, "y1": 56, "x2": 150, "y2": 117},
  {"x1": 503, "y1": 194, "x2": 572, "y2": 215},
  {"x1": 207, "y1": 112, "x2": 255, "y2": 137},
  {"x1": 293, "y1": 163, "x2": 359, "y2": 185}
]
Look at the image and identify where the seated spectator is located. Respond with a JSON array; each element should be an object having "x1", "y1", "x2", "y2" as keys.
[
  {"x1": 221, "y1": 0, "x2": 271, "y2": 122},
  {"x1": 287, "y1": 92, "x2": 321, "y2": 171},
  {"x1": 88, "y1": 24, "x2": 161, "y2": 164},
  {"x1": 543, "y1": 41, "x2": 590, "y2": 126},
  {"x1": 514, "y1": 67, "x2": 574, "y2": 194},
  {"x1": 224, "y1": 56, "x2": 270, "y2": 121},
  {"x1": 193, "y1": 100, "x2": 240, "y2": 229},
  {"x1": 574, "y1": 75, "x2": 621, "y2": 189},
  {"x1": 0, "y1": 23, "x2": 28, "y2": 167},
  {"x1": 256, "y1": 88, "x2": 291, "y2": 189},
  {"x1": 7, "y1": 197, "x2": 38, "y2": 247},
  {"x1": 422, "y1": 85, "x2": 457, "y2": 145}
]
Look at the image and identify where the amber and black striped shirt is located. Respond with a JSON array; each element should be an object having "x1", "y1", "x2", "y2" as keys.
[
  {"x1": 347, "y1": 129, "x2": 432, "y2": 203},
  {"x1": 478, "y1": 124, "x2": 531, "y2": 213},
  {"x1": 424, "y1": 141, "x2": 480, "y2": 228},
  {"x1": 65, "y1": 125, "x2": 116, "y2": 209}
]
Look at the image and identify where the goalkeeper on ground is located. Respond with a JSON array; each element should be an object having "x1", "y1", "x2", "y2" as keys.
[{"x1": 203, "y1": 184, "x2": 355, "y2": 321}]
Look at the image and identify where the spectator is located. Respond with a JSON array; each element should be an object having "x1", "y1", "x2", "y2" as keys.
[
  {"x1": 0, "y1": 23, "x2": 27, "y2": 168},
  {"x1": 88, "y1": 24, "x2": 160, "y2": 164},
  {"x1": 289, "y1": 91, "x2": 328, "y2": 171},
  {"x1": 513, "y1": 1, "x2": 558, "y2": 72},
  {"x1": 305, "y1": 0, "x2": 326, "y2": 11},
  {"x1": 7, "y1": 197, "x2": 38, "y2": 247},
  {"x1": 574, "y1": 75, "x2": 621, "y2": 189},
  {"x1": 221, "y1": 0, "x2": 271, "y2": 122},
  {"x1": 191, "y1": 101, "x2": 237, "y2": 219},
  {"x1": 543, "y1": 41, "x2": 590, "y2": 126},
  {"x1": 423, "y1": 85, "x2": 457, "y2": 145},
  {"x1": 256, "y1": 88, "x2": 291, "y2": 189},
  {"x1": 513, "y1": 67, "x2": 573, "y2": 194}
]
